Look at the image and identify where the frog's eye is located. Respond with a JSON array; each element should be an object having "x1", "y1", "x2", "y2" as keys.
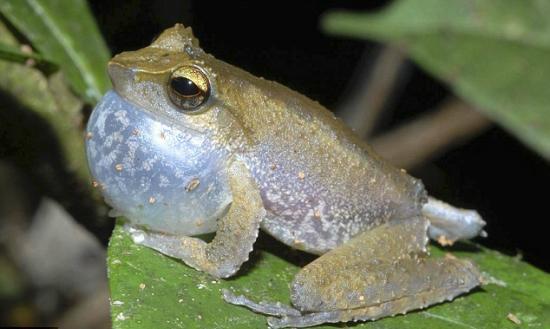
[{"x1": 168, "y1": 66, "x2": 210, "y2": 111}]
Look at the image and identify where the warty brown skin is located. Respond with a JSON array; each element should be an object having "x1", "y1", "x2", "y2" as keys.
[
  {"x1": 110, "y1": 25, "x2": 426, "y2": 254},
  {"x1": 214, "y1": 64, "x2": 427, "y2": 254}
]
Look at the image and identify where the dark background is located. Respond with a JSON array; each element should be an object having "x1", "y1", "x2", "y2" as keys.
[{"x1": 88, "y1": 0, "x2": 549, "y2": 271}]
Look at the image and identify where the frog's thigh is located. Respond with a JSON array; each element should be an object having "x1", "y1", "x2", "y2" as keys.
[
  {"x1": 127, "y1": 160, "x2": 265, "y2": 279},
  {"x1": 272, "y1": 217, "x2": 482, "y2": 328}
]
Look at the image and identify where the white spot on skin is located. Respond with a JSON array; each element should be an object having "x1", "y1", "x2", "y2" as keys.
[
  {"x1": 132, "y1": 232, "x2": 145, "y2": 243},
  {"x1": 98, "y1": 147, "x2": 121, "y2": 168},
  {"x1": 142, "y1": 154, "x2": 159, "y2": 171},
  {"x1": 159, "y1": 175, "x2": 170, "y2": 187},
  {"x1": 189, "y1": 135, "x2": 204, "y2": 147},
  {"x1": 114, "y1": 110, "x2": 130, "y2": 128},
  {"x1": 103, "y1": 130, "x2": 124, "y2": 148}
]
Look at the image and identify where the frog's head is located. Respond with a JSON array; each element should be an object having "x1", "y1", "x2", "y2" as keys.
[{"x1": 107, "y1": 24, "x2": 247, "y2": 149}]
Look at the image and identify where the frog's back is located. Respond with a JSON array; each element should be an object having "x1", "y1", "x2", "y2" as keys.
[{"x1": 213, "y1": 63, "x2": 426, "y2": 254}]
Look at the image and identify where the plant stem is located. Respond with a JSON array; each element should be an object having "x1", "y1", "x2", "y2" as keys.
[{"x1": 371, "y1": 98, "x2": 492, "y2": 169}]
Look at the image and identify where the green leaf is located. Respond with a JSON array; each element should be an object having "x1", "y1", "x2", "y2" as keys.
[
  {"x1": 0, "y1": 42, "x2": 56, "y2": 73},
  {"x1": 0, "y1": 20, "x2": 89, "y2": 186},
  {"x1": 0, "y1": 0, "x2": 111, "y2": 103},
  {"x1": 322, "y1": 0, "x2": 550, "y2": 159},
  {"x1": 109, "y1": 221, "x2": 550, "y2": 329}
]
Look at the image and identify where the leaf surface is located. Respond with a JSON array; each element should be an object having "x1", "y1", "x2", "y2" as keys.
[{"x1": 109, "y1": 221, "x2": 550, "y2": 329}]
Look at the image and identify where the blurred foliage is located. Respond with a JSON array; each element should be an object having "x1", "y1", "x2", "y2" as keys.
[
  {"x1": 323, "y1": 0, "x2": 550, "y2": 160},
  {"x1": 0, "y1": 0, "x2": 111, "y2": 190},
  {"x1": 1, "y1": 1, "x2": 549, "y2": 329},
  {"x1": 0, "y1": 21, "x2": 89, "y2": 187},
  {"x1": 0, "y1": 0, "x2": 111, "y2": 103},
  {"x1": 0, "y1": 42, "x2": 56, "y2": 73},
  {"x1": 0, "y1": 255, "x2": 23, "y2": 298},
  {"x1": 109, "y1": 222, "x2": 550, "y2": 329},
  {"x1": 0, "y1": 2, "x2": 110, "y2": 325}
]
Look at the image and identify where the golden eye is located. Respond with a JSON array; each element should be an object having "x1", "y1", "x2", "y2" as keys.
[{"x1": 168, "y1": 66, "x2": 210, "y2": 111}]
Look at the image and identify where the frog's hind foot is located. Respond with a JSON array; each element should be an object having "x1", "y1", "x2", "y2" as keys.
[
  {"x1": 283, "y1": 217, "x2": 482, "y2": 327},
  {"x1": 225, "y1": 282, "x2": 483, "y2": 329},
  {"x1": 222, "y1": 289, "x2": 335, "y2": 328},
  {"x1": 423, "y1": 197, "x2": 487, "y2": 245},
  {"x1": 266, "y1": 279, "x2": 481, "y2": 329},
  {"x1": 224, "y1": 217, "x2": 482, "y2": 328}
]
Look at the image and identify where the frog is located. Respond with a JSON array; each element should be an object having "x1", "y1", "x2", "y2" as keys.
[{"x1": 85, "y1": 24, "x2": 487, "y2": 328}]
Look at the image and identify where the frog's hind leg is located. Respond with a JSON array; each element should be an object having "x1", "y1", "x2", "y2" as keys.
[
  {"x1": 423, "y1": 197, "x2": 487, "y2": 245},
  {"x1": 225, "y1": 216, "x2": 482, "y2": 328}
]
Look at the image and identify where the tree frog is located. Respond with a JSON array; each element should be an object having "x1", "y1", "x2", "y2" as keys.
[{"x1": 85, "y1": 25, "x2": 486, "y2": 328}]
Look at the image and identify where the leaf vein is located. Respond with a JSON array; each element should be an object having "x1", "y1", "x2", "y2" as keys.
[{"x1": 423, "y1": 311, "x2": 478, "y2": 329}]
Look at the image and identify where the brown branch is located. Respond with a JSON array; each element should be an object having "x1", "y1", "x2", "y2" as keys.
[
  {"x1": 371, "y1": 98, "x2": 492, "y2": 170},
  {"x1": 339, "y1": 46, "x2": 407, "y2": 137}
]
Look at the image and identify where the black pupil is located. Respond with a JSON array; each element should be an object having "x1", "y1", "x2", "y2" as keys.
[{"x1": 171, "y1": 77, "x2": 200, "y2": 97}]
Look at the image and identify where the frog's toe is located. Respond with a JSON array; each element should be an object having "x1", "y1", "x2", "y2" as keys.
[
  {"x1": 222, "y1": 289, "x2": 301, "y2": 317},
  {"x1": 266, "y1": 311, "x2": 340, "y2": 329}
]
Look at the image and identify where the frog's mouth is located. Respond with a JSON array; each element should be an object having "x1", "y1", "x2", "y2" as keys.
[{"x1": 103, "y1": 89, "x2": 207, "y2": 136}]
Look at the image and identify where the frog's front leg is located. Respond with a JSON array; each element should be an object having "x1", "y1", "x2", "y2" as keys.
[
  {"x1": 225, "y1": 216, "x2": 481, "y2": 328},
  {"x1": 125, "y1": 160, "x2": 265, "y2": 278}
]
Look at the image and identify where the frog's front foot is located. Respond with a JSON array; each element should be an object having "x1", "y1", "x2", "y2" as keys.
[{"x1": 224, "y1": 217, "x2": 482, "y2": 328}]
